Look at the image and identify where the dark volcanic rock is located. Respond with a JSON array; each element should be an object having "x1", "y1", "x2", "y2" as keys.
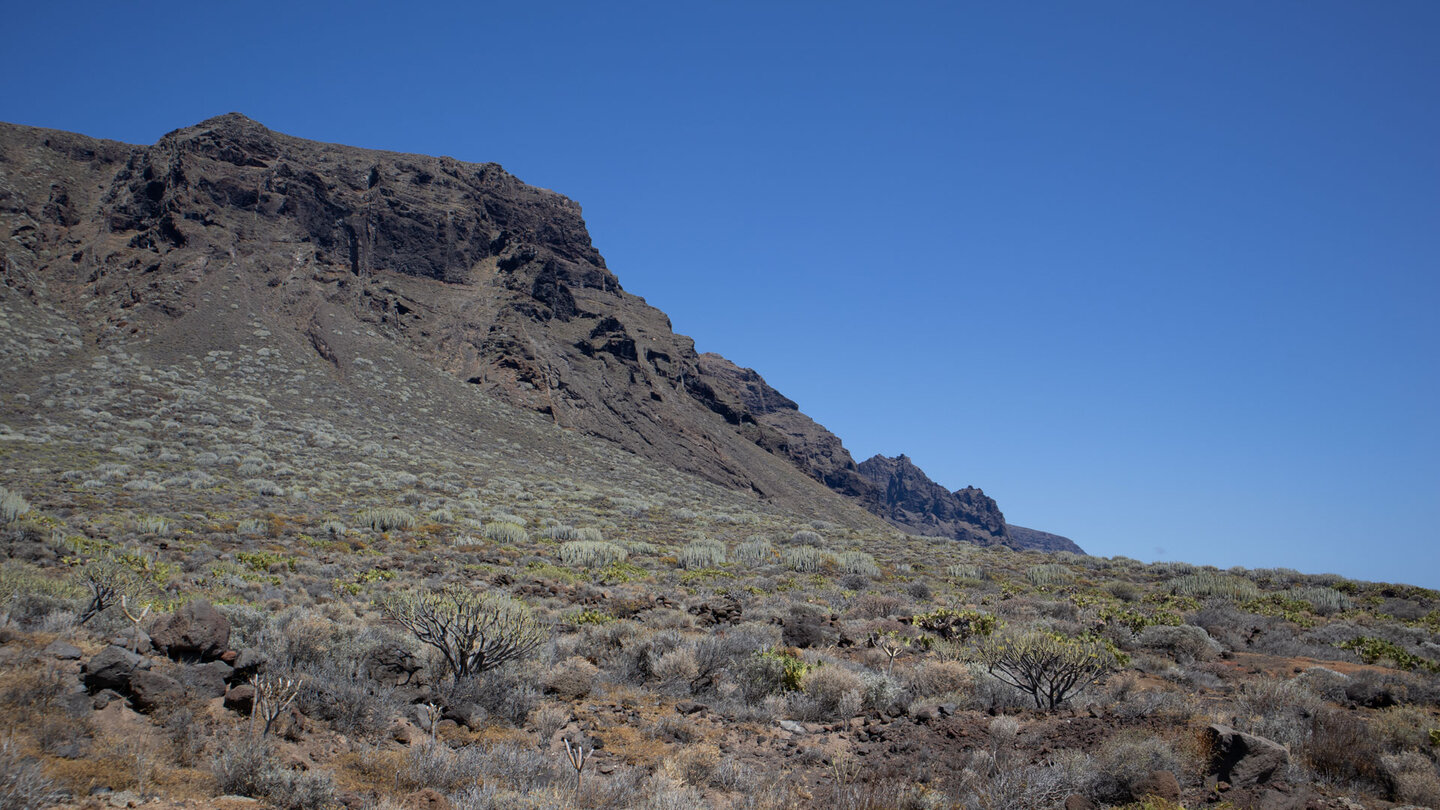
[
  {"x1": 150, "y1": 599, "x2": 230, "y2": 660},
  {"x1": 1205, "y1": 723, "x2": 1289, "y2": 787},
  {"x1": 82, "y1": 646, "x2": 150, "y2": 693},
  {"x1": 857, "y1": 454, "x2": 1011, "y2": 546},
  {"x1": 129, "y1": 670, "x2": 185, "y2": 713}
]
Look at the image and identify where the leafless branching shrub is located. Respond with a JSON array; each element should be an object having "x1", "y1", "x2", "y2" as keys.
[{"x1": 380, "y1": 586, "x2": 546, "y2": 680}]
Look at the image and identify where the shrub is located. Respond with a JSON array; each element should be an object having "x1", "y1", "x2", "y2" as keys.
[
  {"x1": 0, "y1": 736, "x2": 60, "y2": 810},
  {"x1": 559, "y1": 540, "x2": 628, "y2": 568},
  {"x1": 541, "y1": 656, "x2": 600, "y2": 699},
  {"x1": 1026, "y1": 564, "x2": 1073, "y2": 588},
  {"x1": 908, "y1": 659, "x2": 973, "y2": 698},
  {"x1": 483, "y1": 521, "x2": 529, "y2": 544},
  {"x1": 1383, "y1": 752, "x2": 1440, "y2": 807},
  {"x1": 782, "y1": 546, "x2": 829, "y2": 573},
  {"x1": 792, "y1": 664, "x2": 863, "y2": 721},
  {"x1": 1135, "y1": 624, "x2": 1222, "y2": 664},
  {"x1": 676, "y1": 539, "x2": 725, "y2": 570},
  {"x1": 977, "y1": 631, "x2": 1118, "y2": 711},
  {"x1": 835, "y1": 551, "x2": 879, "y2": 578},
  {"x1": 790, "y1": 530, "x2": 823, "y2": 545},
  {"x1": 1306, "y1": 708, "x2": 1382, "y2": 785},
  {"x1": 1166, "y1": 572, "x2": 1260, "y2": 601},
  {"x1": 357, "y1": 508, "x2": 415, "y2": 532},
  {"x1": 735, "y1": 537, "x2": 775, "y2": 566},
  {"x1": 379, "y1": 586, "x2": 546, "y2": 680},
  {"x1": 1086, "y1": 730, "x2": 1181, "y2": 804},
  {"x1": 913, "y1": 607, "x2": 998, "y2": 642},
  {"x1": 0, "y1": 489, "x2": 33, "y2": 524}
]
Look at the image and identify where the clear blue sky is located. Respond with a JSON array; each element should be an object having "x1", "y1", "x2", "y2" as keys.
[{"x1": 6, "y1": 2, "x2": 1438, "y2": 586}]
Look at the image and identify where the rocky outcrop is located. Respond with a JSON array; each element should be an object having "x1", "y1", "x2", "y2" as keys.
[{"x1": 857, "y1": 454, "x2": 1010, "y2": 546}]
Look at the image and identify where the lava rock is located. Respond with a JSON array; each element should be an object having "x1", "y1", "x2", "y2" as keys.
[
  {"x1": 223, "y1": 684, "x2": 256, "y2": 714},
  {"x1": 185, "y1": 660, "x2": 234, "y2": 698},
  {"x1": 149, "y1": 600, "x2": 230, "y2": 660},
  {"x1": 129, "y1": 670, "x2": 185, "y2": 712},
  {"x1": 82, "y1": 645, "x2": 150, "y2": 692},
  {"x1": 1205, "y1": 724, "x2": 1289, "y2": 787},
  {"x1": 45, "y1": 640, "x2": 84, "y2": 660}
]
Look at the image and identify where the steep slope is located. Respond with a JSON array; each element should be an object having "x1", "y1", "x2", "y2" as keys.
[{"x1": 0, "y1": 114, "x2": 1073, "y2": 549}]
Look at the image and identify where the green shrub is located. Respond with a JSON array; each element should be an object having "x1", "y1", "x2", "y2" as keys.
[
  {"x1": 1338, "y1": 637, "x2": 1440, "y2": 673},
  {"x1": 743, "y1": 647, "x2": 814, "y2": 699},
  {"x1": 0, "y1": 488, "x2": 32, "y2": 524},
  {"x1": 913, "y1": 607, "x2": 998, "y2": 642},
  {"x1": 559, "y1": 540, "x2": 628, "y2": 568},
  {"x1": 947, "y1": 563, "x2": 982, "y2": 581},
  {"x1": 677, "y1": 539, "x2": 725, "y2": 570},
  {"x1": 1166, "y1": 572, "x2": 1260, "y2": 601},
  {"x1": 782, "y1": 546, "x2": 829, "y2": 573},
  {"x1": 1026, "y1": 564, "x2": 1074, "y2": 588},
  {"x1": 357, "y1": 507, "x2": 416, "y2": 532},
  {"x1": 835, "y1": 550, "x2": 880, "y2": 578},
  {"x1": 736, "y1": 537, "x2": 775, "y2": 566},
  {"x1": 483, "y1": 521, "x2": 529, "y2": 545},
  {"x1": 1287, "y1": 586, "x2": 1352, "y2": 615}
]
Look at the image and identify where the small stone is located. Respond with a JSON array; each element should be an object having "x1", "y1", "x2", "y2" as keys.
[
  {"x1": 1063, "y1": 795, "x2": 1098, "y2": 810},
  {"x1": 778, "y1": 720, "x2": 805, "y2": 734}
]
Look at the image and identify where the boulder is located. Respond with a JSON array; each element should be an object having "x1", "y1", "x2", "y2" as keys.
[
  {"x1": 110, "y1": 629, "x2": 151, "y2": 653},
  {"x1": 129, "y1": 670, "x2": 185, "y2": 712},
  {"x1": 82, "y1": 645, "x2": 150, "y2": 692},
  {"x1": 150, "y1": 600, "x2": 230, "y2": 660},
  {"x1": 224, "y1": 684, "x2": 256, "y2": 714},
  {"x1": 44, "y1": 640, "x2": 83, "y2": 660},
  {"x1": 1205, "y1": 724, "x2": 1289, "y2": 787},
  {"x1": 185, "y1": 660, "x2": 234, "y2": 698},
  {"x1": 1132, "y1": 770, "x2": 1181, "y2": 803},
  {"x1": 229, "y1": 648, "x2": 267, "y2": 683}
]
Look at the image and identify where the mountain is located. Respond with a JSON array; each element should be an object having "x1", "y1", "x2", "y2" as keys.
[{"x1": 0, "y1": 114, "x2": 1074, "y2": 551}]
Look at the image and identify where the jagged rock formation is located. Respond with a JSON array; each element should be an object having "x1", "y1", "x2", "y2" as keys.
[
  {"x1": 0, "y1": 114, "x2": 1077, "y2": 549},
  {"x1": 857, "y1": 454, "x2": 1009, "y2": 546}
]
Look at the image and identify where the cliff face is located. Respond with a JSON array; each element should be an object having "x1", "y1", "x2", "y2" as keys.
[{"x1": 0, "y1": 114, "x2": 1077, "y2": 549}]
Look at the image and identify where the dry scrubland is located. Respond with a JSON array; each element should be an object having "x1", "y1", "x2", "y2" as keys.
[{"x1": 1, "y1": 296, "x2": 1438, "y2": 810}]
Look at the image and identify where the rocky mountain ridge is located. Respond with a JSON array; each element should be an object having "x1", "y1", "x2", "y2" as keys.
[{"x1": 0, "y1": 114, "x2": 1076, "y2": 551}]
